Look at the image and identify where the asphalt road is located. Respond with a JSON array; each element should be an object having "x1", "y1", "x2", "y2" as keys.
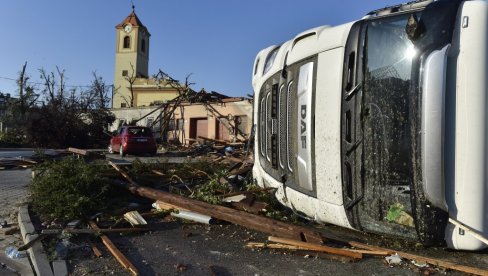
[
  {"x1": 2, "y1": 149, "x2": 488, "y2": 275},
  {"x1": 0, "y1": 149, "x2": 58, "y2": 160},
  {"x1": 70, "y1": 220, "x2": 423, "y2": 276}
]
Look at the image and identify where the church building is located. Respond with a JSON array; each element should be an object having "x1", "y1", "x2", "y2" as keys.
[{"x1": 113, "y1": 8, "x2": 180, "y2": 108}]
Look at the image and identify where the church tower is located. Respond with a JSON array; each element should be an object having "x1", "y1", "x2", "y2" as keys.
[{"x1": 113, "y1": 8, "x2": 150, "y2": 108}]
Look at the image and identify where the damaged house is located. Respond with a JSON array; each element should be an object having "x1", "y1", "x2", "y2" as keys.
[{"x1": 110, "y1": 89, "x2": 252, "y2": 144}]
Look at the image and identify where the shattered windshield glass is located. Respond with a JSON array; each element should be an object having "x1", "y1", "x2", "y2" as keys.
[{"x1": 362, "y1": 14, "x2": 416, "y2": 188}]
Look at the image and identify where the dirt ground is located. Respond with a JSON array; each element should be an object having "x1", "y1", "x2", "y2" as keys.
[{"x1": 68, "y1": 216, "x2": 488, "y2": 276}]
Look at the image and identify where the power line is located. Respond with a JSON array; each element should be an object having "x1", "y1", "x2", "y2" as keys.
[{"x1": 0, "y1": 75, "x2": 113, "y2": 89}]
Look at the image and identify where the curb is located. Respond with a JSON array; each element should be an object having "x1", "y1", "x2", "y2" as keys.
[{"x1": 18, "y1": 205, "x2": 54, "y2": 276}]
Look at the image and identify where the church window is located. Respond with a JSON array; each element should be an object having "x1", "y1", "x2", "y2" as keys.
[
  {"x1": 141, "y1": 39, "x2": 146, "y2": 53},
  {"x1": 122, "y1": 70, "x2": 128, "y2": 77},
  {"x1": 121, "y1": 103, "x2": 127, "y2": 108},
  {"x1": 123, "y1": 36, "x2": 131, "y2": 48}
]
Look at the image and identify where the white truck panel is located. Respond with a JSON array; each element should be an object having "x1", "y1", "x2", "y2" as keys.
[
  {"x1": 445, "y1": 0, "x2": 488, "y2": 250},
  {"x1": 315, "y1": 48, "x2": 345, "y2": 206},
  {"x1": 296, "y1": 62, "x2": 314, "y2": 192}
]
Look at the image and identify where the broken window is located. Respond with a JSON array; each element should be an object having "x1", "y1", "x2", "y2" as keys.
[
  {"x1": 177, "y1": 119, "x2": 184, "y2": 130},
  {"x1": 168, "y1": 119, "x2": 176, "y2": 131},
  {"x1": 234, "y1": 115, "x2": 247, "y2": 135}
]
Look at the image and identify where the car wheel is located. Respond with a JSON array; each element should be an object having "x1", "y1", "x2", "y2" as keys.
[
  {"x1": 108, "y1": 145, "x2": 113, "y2": 154},
  {"x1": 119, "y1": 145, "x2": 125, "y2": 157}
]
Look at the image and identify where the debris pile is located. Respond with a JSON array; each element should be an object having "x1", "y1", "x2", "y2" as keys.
[{"x1": 9, "y1": 147, "x2": 488, "y2": 276}]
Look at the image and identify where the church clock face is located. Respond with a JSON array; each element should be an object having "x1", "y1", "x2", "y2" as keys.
[{"x1": 124, "y1": 24, "x2": 132, "y2": 33}]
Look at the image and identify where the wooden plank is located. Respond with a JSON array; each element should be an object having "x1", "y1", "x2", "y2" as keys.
[
  {"x1": 268, "y1": 236, "x2": 362, "y2": 259},
  {"x1": 109, "y1": 161, "x2": 137, "y2": 185},
  {"x1": 198, "y1": 136, "x2": 227, "y2": 144},
  {"x1": 153, "y1": 200, "x2": 190, "y2": 212},
  {"x1": 246, "y1": 242, "x2": 357, "y2": 262},
  {"x1": 221, "y1": 187, "x2": 275, "y2": 198},
  {"x1": 67, "y1": 147, "x2": 90, "y2": 156},
  {"x1": 108, "y1": 161, "x2": 324, "y2": 243},
  {"x1": 349, "y1": 241, "x2": 488, "y2": 276},
  {"x1": 448, "y1": 217, "x2": 488, "y2": 246},
  {"x1": 89, "y1": 241, "x2": 103, "y2": 258},
  {"x1": 123, "y1": 211, "x2": 148, "y2": 226},
  {"x1": 41, "y1": 228, "x2": 149, "y2": 234},
  {"x1": 246, "y1": 242, "x2": 387, "y2": 256},
  {"x1": 224, "y1": 156, "x2": 245, "y2": 163},
  {"x1": 89, "y1": 221, "x2": 139, "y2": 276},
  {"x1": 246, "y1": 242, "x2": 302, "y2": 250},
  {"x1": 152, "y1": 170, "x2": 166, "y2": 176},
  {"x1": 341, "y1": 248, "x2": 390, "y2": 256},
  {"x1": 17, "y1": 234, "x2": 48, "y2": 251}
]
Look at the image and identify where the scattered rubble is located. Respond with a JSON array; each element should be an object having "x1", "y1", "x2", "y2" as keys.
[{"x1": 5, "y1": 146, "x2": 488, "y2": 275}]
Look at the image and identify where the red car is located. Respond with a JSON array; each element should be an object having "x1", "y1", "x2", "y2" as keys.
[{"x1": 108, "y1": 126, "x2": 157, "y2": 157}]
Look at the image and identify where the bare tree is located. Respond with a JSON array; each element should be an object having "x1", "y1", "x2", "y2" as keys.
[
  {"x1": 122, "y1": 63, "x2": 137, "y2": 107},
  {"x1": 80, "y1": 72, "x2": 111, "y2": 110}
]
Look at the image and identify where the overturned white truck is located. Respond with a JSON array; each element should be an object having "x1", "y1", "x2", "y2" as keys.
[{"x1": 252, "y1": 0, "x2": 488, "y2": 250}]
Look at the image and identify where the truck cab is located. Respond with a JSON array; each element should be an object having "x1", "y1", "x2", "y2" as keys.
[{"x1": 252, "y1": 0, "x2": 488, "y2": 250}]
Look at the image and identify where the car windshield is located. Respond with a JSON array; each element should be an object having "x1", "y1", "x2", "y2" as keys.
[{"x1": 127, "y1": 127, "x2": 152, "y2": 137}]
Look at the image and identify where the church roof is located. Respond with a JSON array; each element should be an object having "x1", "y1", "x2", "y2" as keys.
[{"x1": 116, "y1": 11, "x2": 149, "y2": 33}]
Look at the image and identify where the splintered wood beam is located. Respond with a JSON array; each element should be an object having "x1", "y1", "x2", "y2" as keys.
[
  {"x1": 108, "y1": 161, "x2": 138, "y2": 185},
  {"x1": 246, "y1": 242, "x2": 388, "y2": 257},
  {"x1": 448, "y1": 217, "x2": 488, "y2": 246},
  {"x1": 68, "y1": 147, "x2": 90, "y2": 156},
  {"x1": 349, "y1": 241, "x2": 488, "y2": 276},
  {"x1": 220, "y1": 187, "x2": 276, "y2": 198},
  {"x1": 152, "y1": 170, "x2": 166, "y2": 176},
  {"x1": 108, "y1": 161, "x2": 324, "y2": 243},
  {"x1": 245, "y1": 242, "x2": 356, "y2": 262},
  {"x1": 268, "y1": 236, "x2": 362, "y2": 259},
  {"x1": 89, "y1": 221, "x2": 139, "y2": 276},
  {"x1": 89, "y1": 240, "x2": 103, "y2": 258}
]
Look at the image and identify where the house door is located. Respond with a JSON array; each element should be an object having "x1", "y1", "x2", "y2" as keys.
[
  {"x1": 190, "y1": 118, "x2": 208, "y2": 139},
  {"x1": 216, "y1": 118, "x2": 230, "y2": 141}
]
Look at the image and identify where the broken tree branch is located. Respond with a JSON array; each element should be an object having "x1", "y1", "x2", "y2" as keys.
[{"x1": 108, "y1": 161, "x2": 324, "y2": 243}]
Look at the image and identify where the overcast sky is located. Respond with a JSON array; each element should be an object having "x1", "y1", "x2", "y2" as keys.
[{"x1": 0, "y1": 0, "x2": 403, "y2": 97}]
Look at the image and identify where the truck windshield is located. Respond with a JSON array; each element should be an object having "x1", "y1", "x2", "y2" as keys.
[{"x1": 362, "y1": 14, "x2": 416, "y2": 188}]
